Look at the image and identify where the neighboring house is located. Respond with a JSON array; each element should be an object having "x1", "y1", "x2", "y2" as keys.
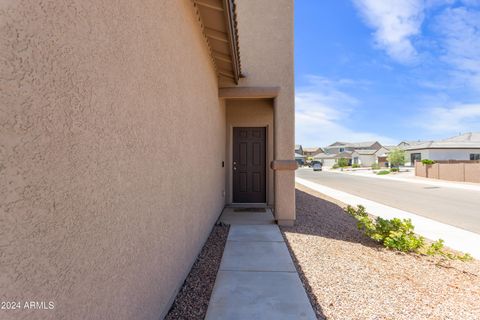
[
  {"x1": 404, "y1": 133, "x2": 480, "y2": 166},
  {"x1": 314, "y1": 151, "x2": 353, "y2": 168},
  {"x1": 352, "y1": 147, "x2": 389, "y2": 167},
  {"x1": 303, "y1": 147, "x2": 324, "y2": 157},
  {"x1": 295, "y1": 144, "x2": 304, "y2": 155},
  {"x1": 324, "y1": 141, "x2": 383, "y2": 154},
  {"x1": 321, "y1": 141, "x2": 383, "y2": 168},
  {"x1": 2, "y1": 1, "x2": 295, "y2": 319}
]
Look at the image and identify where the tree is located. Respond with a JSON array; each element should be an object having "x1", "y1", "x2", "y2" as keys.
[
  {"x1": 337, "y1": 157, "x2": 349, "y2": 168},
  {"x1": 387, "y1": 148, "x2": 405, "y2": 168}
]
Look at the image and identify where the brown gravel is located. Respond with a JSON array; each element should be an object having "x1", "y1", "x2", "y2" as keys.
[
  {"x1": 165, "y1": 224, "x2": 229, "y2": 320},
  {"x1": 281, "y1": 185, "x2": 480, "y2": 320}
]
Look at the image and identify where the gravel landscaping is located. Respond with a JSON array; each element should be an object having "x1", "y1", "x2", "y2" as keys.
[
  {"x1": 281, "y1": 184, "x2": 480, "y2": 320},
  {"x1": 165, "y1": 225, "x2": 229, "y2": 320}
]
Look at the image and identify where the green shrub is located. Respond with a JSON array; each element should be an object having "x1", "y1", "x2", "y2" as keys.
[
  {"x1": 332, "y1": 164, "x2": 339, "y2": 169},
  {"x1": 390, "y1": 167, "x2": 399, "y2": 172},
  {"x1": 352, "y1": 163, "x2": 360, "y2": 168},
  {"x1": 371, "y1": 163, "x2": 381, "y2": 170},
  {"x1": 346, "y1": 205, "x2": 473, "y2": 260},
  {"x1": 337, "y1": 158, "x2": 349, "y2": 168},
  {"x1": 421, "y1": 159, "x2": 436, "y2": 165},
  {"x1": 377, "y1": 170, "x2": 390, "y2": 175},
  {"x1": 375, "y1": 217, "x2": 424, "y2": 252},
  {"x1": 425, "y1": 239, "x2": 472, "y2": 261}
]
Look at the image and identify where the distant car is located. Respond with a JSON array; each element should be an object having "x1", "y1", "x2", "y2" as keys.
[{"x1": 313, "y1": 163, "x2": 322, "y2": 171}]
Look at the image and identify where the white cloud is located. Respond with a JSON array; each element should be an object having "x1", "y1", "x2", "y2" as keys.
[
  {"x1": 436, "y1": 7, "x2": 480, "y2": 89},
  {"x1": 295, "y1": 76, "x2": 397, "y2": 147},
  {"x1": 352, "y1": 0, "x2": 425, "y2": 63},
  {"x1": 415, "y1": 103, "x2": 480, "y2": 133}
]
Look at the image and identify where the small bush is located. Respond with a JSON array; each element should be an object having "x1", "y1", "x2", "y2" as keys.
[
  {"x1": 390, "y1": 167, "x2": 399, "y2": 172},
  {"x1": 371, "y1": 163, "x2": 381, "y2": 170},
  {"x1": 377, "y1": 170, "x2": 390, "y2": 175},
  {"x1": 352, "y1": 163, "x2": 360, "y2": 168},
  {"x1": 332, "y1": 164, "x2": 339, "y2": 169},
  {"x1": 421, "y1": 159, "x2": 436, "y2": 165},
  {"x1": 346, "y1": 205, "x2": 473, "y2": 260},
  {"x1": 337, "y1": 158, "x2": 349, "y2": 168}
]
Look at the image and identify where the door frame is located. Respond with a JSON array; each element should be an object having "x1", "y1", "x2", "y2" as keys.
[{"x1": 228, "y1": 125, "x2": 270, "y2": 205}]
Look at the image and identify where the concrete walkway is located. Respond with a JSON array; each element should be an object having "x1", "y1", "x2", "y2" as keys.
[{"x1": 205, "y1": 208, "x2": 316, "y2": 320}]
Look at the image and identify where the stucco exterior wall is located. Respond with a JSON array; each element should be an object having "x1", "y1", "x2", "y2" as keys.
[
  {"x1": 427, "y1": 149, "x2": 480, "y2": 161},
  {"x1": 1, "y1": 1, "x2": 225, "y2": 320},
  {"x1": 406, "y1": 149, "x2": 480, "y2": 166},
  {"x1": 465, "y1": 164, "x2": 480, "y2": 183},
  {"x1": 427, "y1": 164, "x2": 441, "y2": 179},
  {"x1": 358, "y1": 155, "x2": 376, "y2": 167},
  {"x1": 224, "y1": 0, "x2": 295, "y2": 223},
  {"x1": 225, "y1": 99, "x2": 274, "y2": 205},
  {"x1": 415, "y1": 162, "x2": 480, "y2": 183}
]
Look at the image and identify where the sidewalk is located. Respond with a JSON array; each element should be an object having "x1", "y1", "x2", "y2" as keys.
[
  {"x1": 296, "y1": 177, "x2": 480, "y2": 259},
  {"x1": 326, "y1": 167, "x2": 480, "y2": 192},
  {"x1": 205, "y1": 208, "x2": 316, "y2": 320}
]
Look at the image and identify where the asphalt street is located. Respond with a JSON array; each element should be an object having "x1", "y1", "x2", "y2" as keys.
[{"x1": 296, "y1": 168, "x2": 480, "y2": 234}]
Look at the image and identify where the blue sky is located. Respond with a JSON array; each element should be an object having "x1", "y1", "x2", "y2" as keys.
[{"x1": 295, "y1": 0, "x2": 480, "y2": 147}]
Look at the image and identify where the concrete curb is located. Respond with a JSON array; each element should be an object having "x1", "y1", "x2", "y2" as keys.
[
  {"x1": 296, "y1": 177, "x2": 480, "y2": 259},
  {"x1": 313, "y1": 167, "x2": 480, "y2": 192}
]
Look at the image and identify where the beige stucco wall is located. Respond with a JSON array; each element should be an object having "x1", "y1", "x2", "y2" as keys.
[
  {"x1": 427, "y1": 164, "x2": 441, "y2": 179},
  {"x1": 1, "y1": 1, "x2": 225, "y2": 320},
  {"x1": 356, "y1": 154, "x2": 376, "y2": 167},
  {"x1": 222, "y1": 0, "x2": 295, "y2": 223},
  {"x1": 465, "y1": 164, "x2": 480, "y2": 183},
  {"x1": 415, "y1": 162, "x2": 480, "y2": 183},
  {"x1": 225, "y1": 99, "x2": 274, "y2": 205},
  {"x1": 406, "y1": 148, "x2": 480, "y2": 166}
]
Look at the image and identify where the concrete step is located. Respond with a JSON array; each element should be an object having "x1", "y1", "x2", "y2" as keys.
[{"x1": 218, "y1": 207, "x2": 275, "y2": 225}]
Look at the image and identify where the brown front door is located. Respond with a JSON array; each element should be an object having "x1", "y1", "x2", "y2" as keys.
[{"x1": 233, "y1": 127, "x2": 266, "y2": 203}]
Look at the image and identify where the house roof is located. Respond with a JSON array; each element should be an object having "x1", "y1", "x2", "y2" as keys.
[
  {"x1": 384, "y1": 145, "x2": 397, "y2": 150},
  {"x1": 327, "y1": 141, "x2": 349, "y2": 147},
  {"x1": 345, "y1": 141, "x2": 379, "y2": 148},
  {"x1": 352, "y1": 149, "x2": 378, "y2": 155},
  {"x1": 399, "y1": 140, "x2": 430, "y2": 146},
  {"x1": 303, "y1": 147, "x2": 323, "y2": 153},
  {"x1": 295, "y1": 144, "x2": 302, "y2": 150},
  {"x1": 194, "y1": 0, "x2": 241, "y2": 85},
  {"x1": 352, "y1": 147, "x2": 389, "y2": 156},
  {"x1": 405, "y1": 132, "x2": 480, "y2": 150},
  {"x1": 326, "y1": 141, "x2": 379, "y2": 148}
]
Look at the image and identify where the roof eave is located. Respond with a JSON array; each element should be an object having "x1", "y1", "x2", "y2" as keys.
[
  {"x1": 223, "y1": 0, "x2": 241, "y2": 84},
  {"x1": 193, "y1": 0, "x2": 242, "y2": 85}
]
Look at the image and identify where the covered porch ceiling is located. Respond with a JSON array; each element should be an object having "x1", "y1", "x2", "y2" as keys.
[{"x1": 193, "y1": 0, "x2": 242, "y2": 85}]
